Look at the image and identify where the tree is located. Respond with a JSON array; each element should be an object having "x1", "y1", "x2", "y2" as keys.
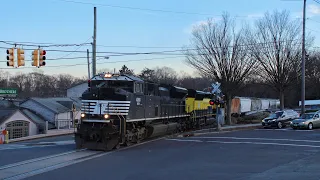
[
  {"x1": 183, "y1": 13, "x2": 258, "y2": 125},
  {"x1": 139, "y1": 68, "x2": 156, "y2": 81},
  {"x1": 247, "y1": 10, "x2": 314, "y2": 110},
  {"x1": 119, "y1": 65, "x2": 134, "y2": 75},
  {"x1": 153, "y1": 66, "x2": 178, "y2": 85}
]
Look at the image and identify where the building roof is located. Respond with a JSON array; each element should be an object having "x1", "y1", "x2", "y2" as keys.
[
  {"x1": 67, "y1": 82, "x2": 87, "y2": 91},
  {"x1": 21, "y1": 109, "x2": 55, "y2": 129},
  {"x1": 0, "y1": 108, "x2": 17, "y2": 125}
]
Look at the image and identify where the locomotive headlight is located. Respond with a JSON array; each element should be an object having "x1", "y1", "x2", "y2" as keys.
[
  {"x1": 104, "y1": 114, "x2": 109, "y2": 119},
  {"x1": 81, "y1": 113, "x2": 85, "y2": 118}
]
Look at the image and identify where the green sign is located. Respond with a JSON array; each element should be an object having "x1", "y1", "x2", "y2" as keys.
[{"x1": 0, "y1": 88, "x2": 17, "y2": 97}]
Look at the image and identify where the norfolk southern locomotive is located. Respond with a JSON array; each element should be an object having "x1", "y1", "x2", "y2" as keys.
[{"x1": 75, "y1": 72, "x2": 220, "y2": 151}]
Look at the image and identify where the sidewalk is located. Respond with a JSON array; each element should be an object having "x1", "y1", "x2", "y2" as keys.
[
  {"x1": 7, "y1": 129, "x2": 76, "y2": 143},
  {"x1": 179, "y1": 123, "x2": 261, "y2": 137},
  {"x1": 4, "y1": 123, "x2": 261, "y2": 143}
]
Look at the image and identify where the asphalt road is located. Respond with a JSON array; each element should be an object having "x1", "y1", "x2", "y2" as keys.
[
  {"x1": 2, "y1": 127, "x2": 320, "y2": 180},
  {"x1": 0, "y1": 135, "x2": 75, "y2": 166}
]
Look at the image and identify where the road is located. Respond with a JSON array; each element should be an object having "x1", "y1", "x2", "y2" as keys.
[{"x1": 1, "y1": 127, "x2": 320, "y2": 180}]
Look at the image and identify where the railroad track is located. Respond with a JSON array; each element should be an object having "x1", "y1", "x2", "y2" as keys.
[{"x1": 0, "y1": 125, "x2": 217, "y2": 180}]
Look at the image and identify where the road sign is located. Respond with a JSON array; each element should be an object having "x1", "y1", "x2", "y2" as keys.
[
  {"x1": 0, "y1": 88, "x2": 17, "y2": 97},
  {"x1": 211, "y1": 82, "x2": 221, "y2": 94}
]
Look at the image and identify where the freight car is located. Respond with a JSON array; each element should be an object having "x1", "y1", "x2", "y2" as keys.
[{"x1": 75, "y1": 72, "x2": 220, "y2": 151}]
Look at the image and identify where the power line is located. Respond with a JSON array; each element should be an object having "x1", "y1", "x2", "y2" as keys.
[
  {"x1": 56, "y1": 0, "x2": 246, "y2": 17},
  {"x1": 0, "y1": 40, "x2": 91, "y2": 47},
  {"x1": 0, "y1": 39, "x2": 304, "y2": 55},
  {"x1": 0, "y1": 56, "x2": 186, "y2": 69}
]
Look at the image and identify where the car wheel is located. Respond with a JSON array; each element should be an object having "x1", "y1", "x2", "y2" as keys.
[
  {"x1": 308, "y1": 123, "x2": 313, "y2": 130},
  {"x1": 277, "y1": 121, "x2": 283, "y2": 129}
]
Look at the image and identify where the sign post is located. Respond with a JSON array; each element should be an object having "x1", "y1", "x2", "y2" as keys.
[{"x1": 211, "y1": 82, "x2": 222, "y2": 131}]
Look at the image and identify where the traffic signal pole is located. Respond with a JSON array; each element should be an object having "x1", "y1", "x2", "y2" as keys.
[
  {"x1": 92, "y1": 7, "x2": 97, "y2": 77},
  {"x1": 301, "y1": 0, "x2": 306, "y2": 116}
]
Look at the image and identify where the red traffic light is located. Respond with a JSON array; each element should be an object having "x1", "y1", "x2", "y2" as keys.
[
  {"x1": 209, "y1": 100, "x2": 215, "y2": 105},
  {"x1": 40, "y1": 50, "x2": 46, "y2": 55}
]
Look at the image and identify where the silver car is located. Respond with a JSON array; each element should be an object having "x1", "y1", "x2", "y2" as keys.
[{"x1": 290, "y1": 112, "x2": 320, "y2": 130}]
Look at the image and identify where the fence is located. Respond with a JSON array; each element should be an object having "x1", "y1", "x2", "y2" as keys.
[{"x1": 55, "y1": 119, "x2": 74, "y2": 130}]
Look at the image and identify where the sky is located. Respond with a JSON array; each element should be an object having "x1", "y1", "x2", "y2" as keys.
[{"x1": 1, "y1": 0, "x2": 320, "y2": 79}]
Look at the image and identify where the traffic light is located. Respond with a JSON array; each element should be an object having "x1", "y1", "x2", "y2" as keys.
[
  {"x1": 17, "y1": 48, "x2": 25, "y2": 67},
  {"x1": 32, "y1": 50, "x2": 39, "y2": 67},
  {"x1": 39, "y1": 49, "x2": 46, "y2": 66},
  {"x1": 6, "y1": 48, "x2": 14, "y2": 67},
  {"x1": 209, "y1": 100, "x2": 215, "y2": 105}
]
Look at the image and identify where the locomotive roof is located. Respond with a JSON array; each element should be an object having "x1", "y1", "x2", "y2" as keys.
[{"x1": 91, "y1": 73, "x2": 144, "y2": 82}]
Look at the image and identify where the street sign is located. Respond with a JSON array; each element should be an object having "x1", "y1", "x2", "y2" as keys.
[
  {"x1": 0, "y1": 88, "x2": 17, "y2": 97},
  {"x1": 211, "y1": 82, "x2": 221, "y2": 94}
]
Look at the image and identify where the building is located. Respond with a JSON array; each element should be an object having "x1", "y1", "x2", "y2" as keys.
[
  {"x1": 0, "y1": 108, "x2": 38, "y2": 139},
  {"x1": 19, "y1": 97, "x2": 82, "y2": 129},
  {"x1": 299, "y1": 100, "x2": 320, "y2": 110},
  {"x1": 67, "y1": 83, "x2": 87, "y2": 98}
]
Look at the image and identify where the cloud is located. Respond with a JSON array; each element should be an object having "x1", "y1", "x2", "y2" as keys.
[
  {"x1": 308, "y1": 4, "x2": 320, "y2": 15},
  {"x1": 184, "y1": 18, "x2": 221, "y2": 34}
]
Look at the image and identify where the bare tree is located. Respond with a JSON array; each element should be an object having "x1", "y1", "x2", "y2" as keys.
[
  {"x1": 183, "y1": 13, "x2": 257, "y2": 125},
  {"x1": 247, "y1": 10, "x2": 314, "y2": 110}
]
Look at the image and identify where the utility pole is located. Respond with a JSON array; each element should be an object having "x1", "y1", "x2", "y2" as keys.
[
  {"x1": 87, "y1": 49, "x2": 91, "y2": 80},
  {"x1": 301, "y1": 0, "x2": 306, "y2": 115},
  {"x1": 92, "y1": 6, "x2": 97, "y2": 77}
]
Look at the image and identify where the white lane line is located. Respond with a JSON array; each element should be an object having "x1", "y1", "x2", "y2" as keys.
[
  {"x1": 166, "y1": 138, "x2": 320, "y2": 148},
  {"x1": 206, "y1": 140, "x2": 320, "y2": 148},
  {"x1": 166, "y1": 139, "x2": 203, "y2": 142},
  {"x1": 0, "y1": 145, "x2": 55, "y2": 151},
  {"x1": 188, "y1": 136, "x2": 320, "y2": 143},
  {"x1": 255, "y1": 129, "x2": 314, "y2": 132}
]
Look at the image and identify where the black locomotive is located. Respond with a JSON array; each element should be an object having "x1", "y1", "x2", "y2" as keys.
[{"x1": 75, "y1": 72, "x2": 220, "y2": 151}]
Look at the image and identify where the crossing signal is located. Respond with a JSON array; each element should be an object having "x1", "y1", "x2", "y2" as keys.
[
  {"x1": 17, "y1": 48, "x2": 25, "y2": 67},
  {"x1": 32, "y1": 50, "x2": 39, "y2": 67},
  {"x1": 6, "y1": 48, "x2": 14, "y2": 67},
  {"x1": 209, "y1": 100, "x2": 215, "y2": 105},
  {"x1": 39, "y1": 49, "x2": 46, "y2": 66}
]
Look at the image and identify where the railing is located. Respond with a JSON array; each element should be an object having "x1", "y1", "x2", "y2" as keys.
[{"x1": 55, "y1": 119, "x2": 73, "y2": 130}]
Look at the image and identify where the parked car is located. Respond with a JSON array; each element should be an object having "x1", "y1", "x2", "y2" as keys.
[
  {"x1": 290, "y1": 112, "x2": 320, "y2": 130},
  {"x1": 261, "y1": 109, "x2": 299, "y2": 129}
]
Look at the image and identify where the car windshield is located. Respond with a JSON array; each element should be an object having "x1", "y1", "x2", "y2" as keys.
[
  {"x1": 300, "y1": 113, "x2": 314, "y2": 119},
  {"x1": 269, "y1": 112, "x2": 283, "y2": 118}
]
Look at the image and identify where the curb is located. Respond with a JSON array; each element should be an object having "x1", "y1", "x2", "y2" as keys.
[
  {"x1": 177, "y1": 124, "x2": 261, "y2": 137},
  {"x1": 8, "y1": 131, "x2": 75, "y2": 143}
]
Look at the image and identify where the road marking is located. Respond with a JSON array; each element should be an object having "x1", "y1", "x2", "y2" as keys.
[
  {"x1": 255, "y1": 129, "x2": 314, "y2": 132},
  {"x1": 0, "y1": 145, "x2": 55, "y2": 151},
  {"x1": 0, "y1": 150, "x2": 85, "y2": 171},
  {"x1": 189, "y1": 136, "x2": 320, "y2": 143},
  {"x1": 167, "y1": 138, "x2": 320, "y2": 148}
]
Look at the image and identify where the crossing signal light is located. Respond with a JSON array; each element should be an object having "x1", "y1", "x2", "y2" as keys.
[
  {"x1": 6, "y1": 48, "x2": 14, "y2": 67},
  {"x1": 209, "y1": 100, "x2": 215, "y2": 105},
  {"x1": 17, "y1": 48, "x2": 25, "y2": 67},
  {"x1": 32, "y1": 50, "x2": 39, "y2": 67},
  {"x1": 39, "y1": 49, "x2": 46, "y2": 66}
]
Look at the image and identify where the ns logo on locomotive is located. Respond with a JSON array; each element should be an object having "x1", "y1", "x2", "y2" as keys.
[{"x1": 75, "y1": 72, "x2": 224, "y2": 151}]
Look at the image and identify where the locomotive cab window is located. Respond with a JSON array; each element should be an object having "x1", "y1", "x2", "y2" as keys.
[{"x1": 134, "y1": 82, "x2": 143, "y2": 94}]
